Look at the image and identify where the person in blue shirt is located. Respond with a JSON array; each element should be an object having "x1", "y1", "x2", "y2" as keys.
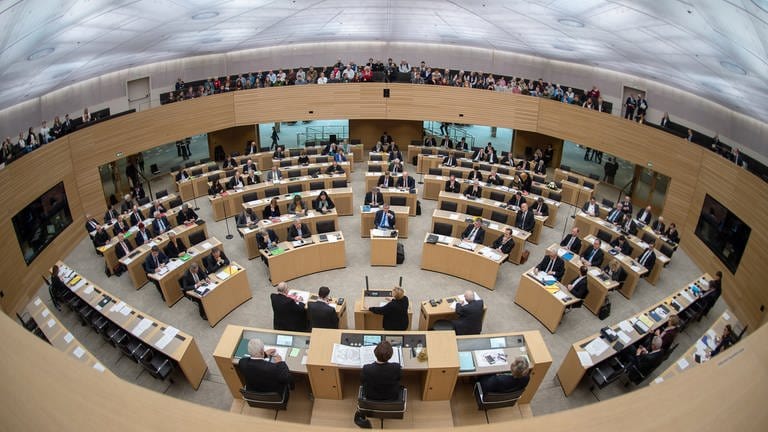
[{"x1": 374, "y1": 203, "x2": 396, "y2": 229}]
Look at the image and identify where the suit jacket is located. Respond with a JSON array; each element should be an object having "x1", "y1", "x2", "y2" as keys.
[
  {"x1": 129, "y1": 209, "x2": 145, "y2": 226},
  {"x1": 468, "y1": 170, "x2": 483, "y2": 182},
  {"x1": 396, "y1": 176, "x2": 415, "y2": 189},
  {"x1": 203, "y1": 251, "x2": 230, "y2": 273},
  {"x1": 479, "y1": 374, "x2": 529, "y2": 394},
  {"x1": 492, "y1": 235, "x2": 515, "y2": 254},
  {"x1": 114, "y1": 241, "x2": 134, "y2": 259},
  {"x1": 361, "y1": 362, "x2": 402, "y2": 401},
  {"x1": 471, "y1": 149, "x2": 485, "y2": 161},
  {"x1": 182, "y1": 267, "x2": 208, "y2": 292},
  {"x1": 245, "y1": 173, "x2": 261, "y2": 185},
  {"x1": 635, "y1": 350, "x2": 664, "y2": 375},
  {"x1": 163, "y1": 238, "x2": 187, "y2": 258},
  {"x1": 237, "y1": 357, "x2": 293, "y2": 393},
  {"x1": 581, "y1": 246, "x2": 605, "y2": 266},
  {"x1": 569, "y1": 275, "x2": 589, "y2": 299},
  {"x1": 85, "y1": 218, "x2": 100, "y2": 234},
  {"x1": 610, "y1": 239, "x2": 632, "y2": 256},
  {"x1": 452, "y1": 300, "x2": 484, "y2": 335},
  {"x1": 462, "y1": 224, "x2": 486, "y2": 244},
  {"x1": 606, "y1": 208, "x2": 623, "y2": 224},
  {"x1": 151, "y1": 216, "x2": 171, "y2": 235},
  {"x1": 104, "y1": 208, "x2": 119, "y2": 223},
  {"x1": 245, "y1": 142, "x2": 259, "y2": 155},
  {"x1": 532, "y1": 201, "x2": 549, "y2": 216},
  {"x1": 486, "y1": 174, "x2": 503, "y2": 186},
  {"x1": 486, "y1": 152, "x2": 498, "y2": 164},
  {"x1": 368, "y1": 297, "x2": 409, "y2": 331},
  {"x1": 582, "y1": 202, "x2": 600, "y2": 217},
  {"x1": 603, "y1": 265, "x2": 627, "y2": 283},
  {"x1": 536, "y1": 255, "x2": 565, "y2": 281},
  {"x1": 442, "y1": 156, "x2": 457, "y2": 167},
  {"x1": 262, "y1": 205, "x2": 281, "y2": 219},
  {"x1": 288, "y1": 223, "x2": 311, "y2": 239},
  {"x1": 236, "y1": 211, "x2": 258, "y2": 228},
  {"x1": 134, "y1": 229, "x2": 151, "y2": 246},
  {"x1": 270, "y1": 293, "x2": 307, "y2": 331},
  {"x1": 440, "y1": 138, "x2": 453, "y2": 148},
  {"x1": 636, "y1": 209, "x2": 652, "y2": 224},
  {"x1": 377, "y1": 175, "x2": 393, "y2": 188},
  {"x1": 637, "y1": 248, "x2": 657, "y2": 271},
  {"x1": 515, "y1": 211, "x2": 535, "y2": 232},
  {"x1": 374, "y1": 209, "x2": 396, "y2": 229},
  {"x1": 325, "y1": 164, "x2": 345, "y2": 174},
  {"x1": 257, "y1": 229, "x2": 279, "y2": 249},
  {"x1": 112, "y1": 220, "x2": 130, "y2": 236},
  {"x1": 177, "y1": 208, "x2": 198, "y2": 225},
  {"x1": 560, "y1": 234, "x2": 582, "y2": 253},
  {"x1": 444, "y1": 180, "x2": 461, "y2": 193},
  {"x1": 621, "y1": 218, "x2": 638, "y2": 235},
  {"x1": 288, "y1": 200, "x2": 306, "y2": 214},
  {"x1": 227, "y1": 175, "x2": 245, "y2": 190},
  {"x1": 651, "y1": 220, "x2": 666, "y2": 233},
  {"x1": 464, "y1": 185, "x2": 482, "y2": 197},
  {"x1": 388, "y1": 163, "x2": 403, "y2": 174},
  {"x1": 364, "y1": 191, "x2": 384, "y2": 206},
  {"x1": 507, "y1": 195, "x2": 525, "y2": 207},
  {"x1": 308, "y1": 301, "x2": 339, "y2": 329},
  {"x1": 144, "y1": 252, "x2": 168, "y2": 273},
  {"x1": 267, "y1": 170, "x2": 283, "y2": 181}
]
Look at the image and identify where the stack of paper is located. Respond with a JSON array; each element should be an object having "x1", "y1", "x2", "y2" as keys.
[
  {"x1": 289, "y1": 290, "x2": 311, "y2": 303},
  {"x1": 588, "y1": 268, "x2": 602, "y2": 277},
  {"x1": 553, "y1": 290, "x2": 570, "y2": 301},
  {"x1": 155, "y1": 326, "x2": 179, "y2": 350},
  {"x1": 584, "y1": 337, "x2": 611, "y2": 357},
  {"x1": 577, "y1": 351, "x2": 594, "y2": 367},
  {"x1": 457, "y1": 241, "x2": 476, "y2": 251},
  {"x1": 131, "y1": 318, "x2": 153, "y2": 337},
  {"x1": 474, "y1": 349, "x2": 508, "y2": 367}
]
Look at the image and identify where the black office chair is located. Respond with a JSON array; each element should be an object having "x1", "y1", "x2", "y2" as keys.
[
  {"x1": 287, "y1": 169, "x2": 301, "y2": 178},
  {"x1": 369, "y1": 165, "x2": 382, "y2": 172},
  {"x1": 560, "y1": 164, "x2": 571, "y2": 171},
  {"x1": 531, "y1": 186, "x2": 543, "y2": 195},
  {"x1": 170, "y1": 165, "x2": 181, "y2": 173},
  {"x1": 240, "y1": 387, "x2": 290, "y2": 419},
  {"x1": 91, "y1": 314, "x2": 110, "y2": 334},
  {"x1": 497, "y1": 167, "x2": 509, "y2": 175},
  {"x1": 533, "y1": 174, "x2": 546, "y2": 183},
  {"x1": 466, "y1": 205, "x2": 483, "y2": 217},
  {"x1": 626, "y1": 344, "x2": 678, "y2": 386},
  {"x1": 305, "y1": 144, "x2": 317, "y2": 152},
  {"x1": 289, "y1": 148, "x2": 301, "y2": 157},
  {"x1": 168, "y1": 197, "x2": 183, "y2": 209},
  {"x1": 642, "y1": 232, "x2": 656, "y2": 244},
  {"x1": 430, "y1": 320, "x2": 454, "y2": 331},
  {"x1": 437, "y1": 150, "x2": 448, "y2": 157},
  {"x1": 315, "y1": 156, "x2": 328, "y2": 163},
  {"x1": 188, "y1": 231, "x2": 205, "y2": 246},
  {"x1": 264, "y1": 187, "x2": 280, "y2": 198},
  {"x1": 589, "y1": 173, "x2": 600, "y2": 180},
  {"x1": 242, "y1": 192, "x2": 258, "y2": 203},
  {"x1": 287, "y1": 184, "x2": 302, "y2": 194},
  {"x1": 357, "y1": 386, "x2": 407, "y2": 429},
  {"x1": 473, "y1": 382, "x2": 524, "y2": 424},
  {"x1": 137, "y1": 196, "x2": 150, "y2": 206},
  {"x1": 460, "y1": 160, "x2": 473, "y2": 168},
  {"x1": 280, "y1": 160, "x2": 292, "y2": 167},
  {"x1": 207, "y1": 162, "x2": 219, "y2": 172},
  {"x1": 433, "y1": 222, "x2": 453, "y2": 237},
  {"x1": 583, "y1": 181, "x2": 595, "y2": 189},
  {"x1": 185, "y1": 161, "x2": 196, "y2": 168},
  {"x1": 428, "y1": 168, "x2": 441, "y2": 175},
  {"x1": 310, "y1": 181, "x2": 325, "y2": 191},
  {"x1": 489, "y1": 192, "x2": 505, "y2": 202},
  {"x1": 225, "y1": 169, "x2": 236, "y2": 178},
  {"x1": 660, "y1": 243, "x2": 674, "y2": 258},
  {"x1": 490, "y1": 211, "x2": 508, "y2": 224},
  {"x1": 390, "y1": 196, "x2": 406, "y2": 206},
  {"x1": 370, "y1": 154, "x2": 382, "y2": 161},
  {"x1": 155, "y1": 189, "x2": 168, "y2": 199},
  {"x1": 567, "y1": 176, "x2": 578, "y2": 183},
  {"x1": 138, "y1": 348, "x2": 174, "y2": 382},
  {"x1": 118, "y1": 335, "x2": 146, "y2": 362},
  {"x1": 624, "y1": 245, "x2": 635, "y2": 257},
  {"x1": 601, "y1": 198, "x2": 614, "y2": 208},
  {"x1": 589, "y1": 357, "x2": 626, "y2": 400},
  {"x1": 450, "y1": 170, "x2": 463, "y2": 179},
  {"x1": 549, "y1": 192, "x2": 561, "y2": 202},
  {"x1": 440, "y1": 201, "x2": 458, "y2": 212},
  {"x1": 316, "y1": 220, "x2": 336, "y2": 234},
  {"x1": 332, "y1": 179, "x2": 347, "y2": 188},
  {"x1": 597, "y1": 229, "x2": 613, "y2": 243}
]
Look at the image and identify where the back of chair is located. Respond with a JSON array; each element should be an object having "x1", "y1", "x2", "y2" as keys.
[
  {"x1": 370, "y1": 154, "x2": 382, "y2": 161},
  {"x1": 466, "y1": 205, "x2": 483, "y2": 217},
  {"x1": 597, "y1": 229, "x2": 613, "y2": 243},
  {"x1": 243, "y1": 192, "x2": 258, "y2": 203},
  {"x1": 306, "y1": 146, "x2": 318, "y2": 154},
  {"x1": 137, "y1": 196, "x2": 150, "y2": 206},
  {"x1": 155, "y1": 189, "x2": 168, "y2": 199},
  {"x1": 390, "y1": 196, "x2": 406, "y2": 206},
  {"x1": 316, "y1": 220, "x2": 336, "y2": 234},
  {"x1": 474, "y1": 382, "x2": 524, "y2": 409},
  {"x1": 660, "y1": 243, "x2": 674, "y2": 258},
  {"x1": 549, "y1": 192, "x2": 561, "y2": 202},
  {"x1": 369, "y1": 165, "x2": 382, "y2": 172},
  {"x1": 265, "y1": 187, "x2": 280, "y2": 198},
  {"x1": 450, "y1": 170, "x2": 463, "y2": 179},
  {"x1": 567, "y1": 175, "x2": 578, "y2": 183},
  {"x1": 188, "y1": 232, "x2": 205, "y2": 246},
  {"x1": 170, "y1": 165, "x2": 181, "y2": 173},
  {"x1": 642, "y1": 232, "x2": 656, "y2": 244},
  {"x1": 460, "y1": 160, "x2": 473, "y2": 168},
  {"x1": 240, "y1": 387, "x2": 289, "y2": 410},
  {"x1": 560, "y1": 164, "x2": 571, "y2": 172},
  {"x1": 279, "y1": 160, "x2": 292, "y2": 167},
  {"x1": 440, "y1": 201, "x2": 457, "y2": 212},
  {"x1": 332, "y1": 179, "x2": 347, "y2": 189},
  {"x1": 287, "y1": 169, "x2": 301, "y2": 178},
  {"x1": 310, "y1": 181, "x2": 325, "y2": 191},
  {"x1": 498, "y1": 167, "x2": 509, "y2": 175},
  {"x1": 491, "y1": 211, "x2": 508, "y2": 224},
  {"x1": 531, "y1": 186, "x2": 543, "y2": 195},
  {"x1": 433, "y1": 222, "x2": 453, "y2": 237},
  {"x1": 357, "y1": 386, "x2": 407, "y2": 420},
  {"x1": 428, "y1": 168, "x2": 441, "y2": 175},
  {"x1": 602, "y1": 198, "x2": 614, "y2": 208},
  {"x1": 289, "y1": 148, "x2": 301, "y2": 157},
  {"x1": 168, "y1": 197, "x2": 183, "y2": 209},
  {"x1": 208, "y1": 173, "x2": 220, "y2": 183},
  {"x1": 185, "y1": 161, "x2": 196, "y2": 168},
  {"x1": 489, "y1": 192, "x2": 505, "y2": 203},
  {"x1": 533, "y1": 174, "x2": 546, "y2": 183},
  {"x1": 287, "y1": 184, "x2": 302, "y2": 194},
  {"x1": 583, "y1": 181, "x2": 595, "y2": 189},
  {"x1": 315, "y1": 156, "x2": 328, "y2": 163}
]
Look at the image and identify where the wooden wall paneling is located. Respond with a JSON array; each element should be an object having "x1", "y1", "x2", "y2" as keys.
[
  {"x1": 208, "y1": 125, "x2": 257, "y2": 157},
  {"x1": 348, "y1": 119, "x2": 423, "y2": 151},
  {"x1": 512, "y1": 130, "x2": 563, "y2": 164}
]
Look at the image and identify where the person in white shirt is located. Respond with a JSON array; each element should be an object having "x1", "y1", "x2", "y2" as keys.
[
  {"x1": 398, "y1": 60, "x2": 411, "y2": 73},
  {"x1": 296, "y1": 69, "x2": 306, "y2": 84},
  {"x1": 582, "y1": 197, "x2": 599, "y2": 217},
  {"x1": 342, "y1": 65, "x2": 355, "y2": 82},
  {"x1": 317, "y1": 72, "x2": 328, "y2": 85},
  {"x1": 39, "y1": 121, "x2": 50, "y2": 144}
]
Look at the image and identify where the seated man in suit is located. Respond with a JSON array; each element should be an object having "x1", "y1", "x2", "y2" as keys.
[
  {"x1": 374, "y1": 203, "x2": 396, "y2": 230},
  {"x1": 308, "y1": 286, "x2": 339, "y2": 330},
  {"x1": 245, "y1": 140, "x2": 259, "y2": 155},
  {"x1": 128, "y1": 205, "x2": 145, "y2": 226},
  {"x1": 664, "y1": 223, "x2": 680, "y2": 244},
  {"x1": 236, "y1": 208, "x2": 259, "y2": 229},
  {"x1": 227, "y1": 169, "x2": 245, "y2": 190},
  {"x1": 149, "y1": 200, "x2": 167, "y2": 216},
  {"x1": 181, "y1": 262, "x2": 210, "y2": 319},
  {"x1": 288, "y1": 219, "x2": 311, "y2": 241},
  {"x1": 244, "y1": 169, "x2": 261, "y2": 185},
  {"x1": 387, "y1": 147, "x2": 401, "y2": 163},
  {"x1": 104, "y1": 205, "x2": 120, "y2": 224},
  {"x1": 620, "y1": 213, "x2": 638, "y2": 235},
  {"x1": 163, "y1": 231, "x2": 187, "y2": 258},
  {"x1": 49, "y1": 265, "x2": 72, "y2": 310},
  {"x1": 243, "y1": 159, "x2": 258, "y2": 174},
  {"x1": 442, "y1": 152, "x2": 458, "y2": 167},
  {"x1": 387, "y1": 158, "x2": 403, "y2": 174},
  {"x1": 514, "y1": 202, "x2": 535, "y2": 232},
  {"x1": 204, "y1": 247, "x2": 230, "y2": 273},
  {"x1": 144, "y1": 246, "x2": 169, "y2": 274},
  {"x1": 606, "y1": 203, "x2": 624, "y2": 224},
  {"x1": 621, "y1": 195, "x2": 633, "y2": 215},
  {"x1": 151, "y1": 211, "x2": 172, "y2": 235},
  {"x1": 463, "y1": 179, "x2": 483, "y2": 198},
  {"x1": 637, "y1": 241, "x2": 657, "y2": 274},
  {"x1": 486, "y1": 148, "x2": 499, "y2": 164},
  {"x1": 111, "y1": 216, "x2": 130, "y2": 236},
  {"x1": 176, "y1": 203, "x2": 198, "y2": 225},
  {"x1": 364, "y1": 187, "x2": 384, "y2": 207},
  {"x1": 566, "y1": 266, "x2": 589, "y2": 300},
  {"x1": 581, "y1": 238, "x2": 605, "y2": 267},
  {"x1": 636, "y1": 205, "x2": 653, "y2": 225},
  {"x1": 133, "y1": 222, "x2": 152, "y2": 246},
  {"x1": 536, "y1": 248, "x2": 565, "y2": 281},
  {"x1": 271, "y1": 282, "x2": 308, "y2": 332},
  {"x1": 560, "y1": 227, "x2": 582, "y2": 253},
  {"x1": 451, "y1": 290, "x2": 484, "y2": 335},
  {"x1": 208, "y1": 180, "x2": 225, "y2": 196},
  {"x1": 492, "y1": 228, "x2": 515, "y2": 254},
  {"x1": 486, "y1": 168, "x2": 503, "y2": 186},
  {"x1": 325, "y1": 160, "x2": 345, "y2": 174},
  {"x1": 440, "y1": 135, "x2": 453, "y2": 148},
  {"x1": 114, "y1": 233, "x2": 134, "y2": 260},
  {"x1": 396, "y1": 171, "x2": 415, "y2": 190},
  {"x1": 471, "y1": 147, "x2": 487, "y2": 162},
  {"x1": 467, "y1": 167, "x2": 484, "y2": 182},
  {"x1": 423, "y1": 135, "x2": 437, "y2": 147},
  {"x1": 507, "y1": 191, "x2": 525, "y2": 208},
  {"x1": 85, "y1": 214, "x2": 100, "y2": 235},
  {"x1": 478, "y1": 356, "x2": 530, "y2": 395},
  {"x1": 257, "y1": 229, "x2": 279, "y2": 251},
  {"x1": 603, "y1": 259, "x2": 627, "y2": 285},
  {"x1": 263, "y1": 165, "x2": 282, "y2": 182},
  {"x1": 627, "y1": 335, "x2": 664, "y2": 378},
  {"x1": 377, "y1": 172, "x2": 394, "y2": 189},
  {"x1": 455, "y1": 137, "x2": 468, "y2": 151},
  {"x1": 610, "y1": 235, "x2": 632, "y2": 255},
  {"x1": 444, "y1": 174, "x2": 461, "y2": 193},
  {"x1": 222, "y1": 156, "x2": 238, "y2": 169},
  {"x1": 272, "y1": 145, "x2": 286, "y2": 159},
  {"x1": 462, "y1": 217, "x2": 486, "y2": 244},
  {"x1": 119, "y1": 194, "x2": 135, "y2": 214},
  {"x1": 581, "y1": 197, "x2": 600, "y2": 217},
  {"x1": 175, "y1": 169, "x2": 190, "y2": 182},
  {"x1": 532, "y1": 197, "x2": 548, "y2": 217},
  {"x1": 651, "y1": 216, "x2": 666, "y2": 234}
]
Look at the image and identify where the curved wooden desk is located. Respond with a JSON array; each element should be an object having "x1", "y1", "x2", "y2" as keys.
[
  {"x1": 261, "y1": 232, "x2": 346, "y2": 284},
  {"x1": 420, "y1": 233, "x2": 508, "y2": 290}
]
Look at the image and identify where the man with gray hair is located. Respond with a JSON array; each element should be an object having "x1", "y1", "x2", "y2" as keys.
[
  {"x1": 270, "y1": 282, "x2": 308, "y2": 332},
  {"x1": 236, "y1": 338, "x2": 293, "y2": 393},
  {"x1": 451, "y1": 290, "x2": 484, "y2": 335},
  {"x1": 477, "y1": 356, "x2": 530, "y2": 393}
]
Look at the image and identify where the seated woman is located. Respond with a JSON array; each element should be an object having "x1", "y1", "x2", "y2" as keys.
[
  {"x1": 712, "y1": 324, "x2": 737, "y2": 356},
  {"x1": 355, "y1": 340, "x2": 403, "y2": 428},
  {"x1": 478, "y1": 356, "x2": 530, "y2": 394},
  {"x1": 368, "y1": 287, "x2": 409, "y2": 331},
  {"x1": 288, "y1": 194, "x2": 307, "y2": 216},
  {"x1": 297, "y1": 150, "x2": 310, "y2": 165},
  {"x1": 314, "y1": 190, "x2": 335, "y2": 213},
  {"x1": 262, "y1": 197, "x2": 281, "y2": 219}
]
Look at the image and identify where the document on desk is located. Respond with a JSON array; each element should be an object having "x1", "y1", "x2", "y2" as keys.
[
  {"x1": 619, "y1": 320, "x2": 634, "y2": 334},
  {"x1": 474, "y1": 349, "x2": 508, "y2": 368},
  {"x1": 83, "y1": 284, "x2": 94, "y2": 295},
  {"x1": 131, "y1": 318, "x2": 153, "y2": 337},
  {"x1": 73, "y1": 346, "x2": 85, "y2": 359},
  {"x1": 201, "y1": 242, "x2": 214, "y2": 250},
  {"x1": 110, "y1": 301, "x2": 127, "y2": 313},
  {"x1": 264, "y1": 345, "x2": 289, "y2": 360},
  {"x1": 93, "y1": 363, "x2": 106, "y2": 373},
  {"x1": 553, "y1": 290, "x2": 570, "y2": 302},
  {"x1": 64, "y1": 332, "x2": 74, "y2": 344},
  {"x1": 326, "y1": 235, "x2": 338, "y2": 243},
  {"x1": 680, "y1": 291, "x2": 694, "y2": 303},
  {"x1": 155, "y1": 326, "x2": 179, "y2": 350},
  {"x1": 33, "y1": 298, "x2": 42, "y2": 306},
  {"x1": 588, "y1": 268, "x2": 602, "y2": 277},
  {"x1": 47, "y1": 319, "x2": 56, "y2": 328},
  {"x1": 577, "y1": 351, "x2": 594, "y2": 367},
  {"x1": 449, "y1": 213, "x2": 460, "y2": 220},
  {"x1": 289, "y1": 290, "x2": 311, "y2": 303},
  {"x1": 617, "y1": 331, "x2": 631, "y2": 344},
  {"x1": 331, "y1": 343, "x2": 363, "y2": 366},
  {"x1": 677, "y1": 358, "x2": 689, "y2": 370},
  {"x1": 42, "y1": 308, "x2": 50, "y2": 318},
  {"x1": 584, "y1": 337, "x2": 610, "y2": 357}
]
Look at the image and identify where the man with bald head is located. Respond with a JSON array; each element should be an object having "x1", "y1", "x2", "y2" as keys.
[{"x1": 451, "y1": 290, "x2": 484, "y2": 335}]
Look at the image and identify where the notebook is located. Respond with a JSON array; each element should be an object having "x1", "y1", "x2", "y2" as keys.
[{"x1": 458, "y1": 351, "x2": 476, "y2": 372}]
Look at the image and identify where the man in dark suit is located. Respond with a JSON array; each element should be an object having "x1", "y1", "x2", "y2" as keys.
[
  {"x1": 423, "y1": 135, "x2": 436, "y2": 147},
  {"x1": 514, "y1": 202, "x2": 535, "y2": 232},
  {"x1": 581, "y1": 238, "x2": 605, "y2": 267},
  {"x1": 567, "y1": 266, "x2": 589, "y2": 299},
  {"x1": 387, "y1": 159, "x2": 403, "y2": 174},
  {"x1": 134, "y1": 223, "x2": 152, "y2": 246},
  {"x1": 536, "y1": 248, "x2": 565, "y2": 281},
  {"x1": 620, "y1": 214, "x2": 638, "y2": 235},
  {"x1": 451, "y1": 290, "x2": 484, "y2": 335},
  {"x1": 606, "y1": 203, "x2": 624, "y2": 224},
  {"x1": 151, "y1": 211, "x2": 171, "y2": 235},
  {"x1": 85, "y1": 214, "x2": 100, "y2": 234},
  {"x1": 651, "y1": 216, "x2": 666, "y2": 234},
  {"x1": 442, "y1": 152, "x2": 457, "y2": 167},
  {"x1": 478, "y1": 356, "x2": 530, "y2": 395},
  {"x1": 181, "y1": 262, "x2": 210, "y2": 319},
  {"x1": 237, "y1": 338, "x2": 294, "y2": 394},
  {"x1": 227, "y1": 169, "x2": 245, "y2": 190},
  {"x1": 532, "y1": 197, "x2": 549, "y2": 217},
  {"x1": 120, "y1": 194, "x2": 135, "y2": 213},
  {"x1": 471, "y1": 147, "x2": 486, "y2": 162},
  {"x1": 245, "y1": 170, "x2": 260, "y2": 185},
  {"x1": 204, "y1": 247, "x2": 230, "y2": 273},
  {"x1": 377, "y1": 172, "x2": 393, "y2": 188},
  {"x1": 637, "y1": 242, "x2": 657, "y2": 273},
  {"x1": 236, "y1": 208, "x2": 259, "y2": 229},
  {"x1": 104, "y1": 206, "x2": 120, "y2": 223},
  {"x1": 245, "y1": 140, "x2": 259, "y2": 155},
  {"x1": 128, "y1": 205, "x2": 145, "y2": 226},
  {"x1": 271, "y1": 282, "x2": 307, "y2": 332},
  {"x1": 467, "y1": 167, "x2": 483, "y2": 182},
  {"x1": 440, "y1": 135, "x2": 453, "y2": 148},
  {"x1": 628, "y1": 336, "x2": 664, "y2": 377},
  {"x1": 396, "y1": 171, "x2": 415, "y2": 190},
  {"x1": 444, "y1": 175, "x2": 461, "y2": 193},
  {"x1": 288, "y1": 220, "x2": 311, "y2": 240},
  {"x1": 364, "y1": 187, "x2": 384, "y2": 207},
  {"x1": 325, "y1": 161, "x2": 345, "y2": 174},
  {"x1": 581, "y1": 197, "x2": 600, "y2": 217},
  {"x1": 308, "y1": 286, "x2": 339, "y2": 329},
  {"x1": 636, "y1": 205, "x2": 653, "y2": 225},
  {"x1": 486, "y1": 149, "x2": 498, "y2": 164},
  {"x1": 374, "y1": 203, "x2": 396, "y2": 230},
  {"x1": 507, "y1": 191, "x2": 525, "y2": 208},
  {"x1": 610, "y1": 236, "x2": 632, "y2": 256},
  {"x1": 144, "y1": 246, "x2": 168, "y2": 274},
  {"x1": 463, "y1": 180, "x2": 482, "y2": 198},
  {"x1": 267, "y1": 167, "x2": 283, "y2": 182},
  {"x1": 492, "y1": 228, "x2": 515, "y2": 254},
  {"x1": 462, "y1": 218, "x2": 485, "y2": 244},
  {"x1": 360, "y1": 341, "x2": 402, "y2": 404},
  {"x1": 163, "y1": 232, "x2": 187, "y2": 258},
  {"x1": 486, "y1": 169, "x2": 503, "y2": 186},
  {"x1": 114, "y1": 233, "x2": 134, "y2": 260},
  {"x1": 257, "y1": 229, "x2": 279, "y2": 251},
  {"x1": 176, "y1": 203, "x2": 198, "y2": 225},
  {"x1": 560, "y1": 227, "x2": 582, "y2": 253}
]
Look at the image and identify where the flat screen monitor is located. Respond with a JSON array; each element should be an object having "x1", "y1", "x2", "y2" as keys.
[
  {"x1": 12, "y1": 182, "x2": 73, "y2": 265},
  {"x1": 363, "y1": 335, "x2": 382, "y2": 346},
  {"x1": 694, "y1": 194, "x2": 751, "y2": 274}
]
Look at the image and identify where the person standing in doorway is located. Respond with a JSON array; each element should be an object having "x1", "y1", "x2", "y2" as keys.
[{"x1": 271, "y1": 126, "x2": 280, "y2": 150}]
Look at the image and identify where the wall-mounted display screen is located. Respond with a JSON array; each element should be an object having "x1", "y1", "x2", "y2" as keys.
[
  {"x1": 12, "y1": 182, "x2": 73, "y2": 265},
  {"x1": 694, "y1": 194, "x2": 751, "y2": 274}
]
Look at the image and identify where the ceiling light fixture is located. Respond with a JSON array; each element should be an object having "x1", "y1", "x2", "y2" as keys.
[
  {"x1": 27, "y1": 47, "x2": 55, "y2": 61},
  {"x1": 720, "y1": 60, "x2": 747, "y2": 75},
  {"x1": 192, "y1": 11, "x2": 219, "y2": 20},
  {"x1": 558, "y1": 18, "x2": 584, "y2": 28}
]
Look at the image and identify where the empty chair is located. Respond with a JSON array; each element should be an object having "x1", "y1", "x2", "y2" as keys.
[
  {"x1": 332, "y1": 179, "x2": 347, "y2": 188},
  {"x1": 188, "y1": 231, "x2": 205, "y2": 246},
  {"x1": 489, "y1": 192, "x2": 505, "y2": 202},
  {"x1": 450, "y1": 170, "x2": 463, "y2": 179},
  {"x1": 473, "y1": 382, "x2": 524, "y2": 424},
  {"x1": 287, "y1": 169, "x2": 301, "y2": 178},
  {"x1": 185, "y1": 161, "x2": 196, "y2": 168},
  {"x1": 642, "y1": 232, "x2": 656, "y2": 243},
  {"x1": 118, "y1": 336, "x2": 146, "y2": 362},
  {"x1": 357, "y1": 386, "x2": 407, "y2": 429},
  {"x1": 315, "y1": 156, "x2": 328, "y2": 163},
  {"x1": 316, "y1": 220, "x2": 336, "y2": 234},
  {"x1": 240, "y1": 387, "x2": 290, "y2": 420},
  {"x1": 280, "y1": 160, "x2": 292, "y2": 167},
  {"x1": 264, "y1": 187, "x2": 280, "y2": 198},
  {"x1": 305, "y1": 145, "x2": 317, "y2": 152},
  {"x1": 466, "y1": 205, "x2": 483, "y2": 217},
  {"x1": 306, "y1": 141, "x2": 316, "y2": 147},
  {"x1": 242, "y1": 192, "x2": 258, "y2": 203},
  {"x1": 208, "y1": 162, "x2": 219, "y2": 171},
  {"x1": 597, "y1": 229, "x2": 613, "y2": 243},
  {"x1": 660, "y1": 243, "x2": 675, "y2": 258},
  {"x1": 567, "y1": 175, "x2": 578, "y2": 183},
  {"x1": 497, "y1": 167, "x2": 509, "y2": 175},
  {"x1": 287, "y1": 184, "x2": 302, "y2": 194},
  {"x1": 103, "y1": 325, "x2": 123, "y2": 347},
  {"x1": 91, "y1": 314, "x2": 110, "y2": 334},
  {"x1": 583, "y1": 181, "x2": 595, "y2": 189},
  {"x1": 370, "y1": 154, "x2": 382, "y2": 161},
  {"x1": 589, "y1": 357, "x2": 626, "y2": 400},
  {"x1": 168, "y1": 197, "x2": 182, "y2": 209},
  {"x1": 369, "y1": 165, "x2": 382, "y2": 172},
  {"x1": 560, "y1": 164, "x2": 571, "y2": 171},
  {"x1": 170, "y1": 165, "x2": 181, "y2": 173},
  {"x1": 479, "y1": 164, "x2": 491, "y2": 172},
  {"x1": 289, "y1": 148, "x2": 301, "y2": 157},
  {"x1": 533, "y1": 174, "x2": 546, "y2": 183},
  {"x1": 390, "y1": 196, "x2": 406, "y2": 206},
  {"x1": 549, "y1": 192, "x2": 561, "y2": 202},
  {"x1": 624, "y1": 245, "x2": 635, "y2": 257},
  {"x1": 190, "y1": 169, "x2": 203, "y2": 177},
  {"x1": 137, "y1": 196, "x2": 150, "y2": 206},
  {"x1": 440, "y1": 201, "x2": 458, "y2": 212},
  {"x1": 490, "y1": 211, "x2": 508, "y2": 224},
  {"x1": 602, "y1": 198, "x2": 614, "y2": 208},
  {"x1": 589, "y1": 173, "x2": 600, "y2": 180},
  {"x1": 225, "y1": 169, "x2": 236, "y2": 178},
  {"x1": 421, "y1": 149, "x2": 432, "y2": 155},
  {"x1": 531, "y1": 186, "x2": 543, "y2": 195},
  {"x1": 207, "y1": 173, "x2": 220, "y2": 183},
  {"x1": 460, "y1": 160, "x2": 473, "y2": 168},
  {"x1": 139, "y1": 349, "x2": 174, "y2": 382},
  {"x1": 310, "y1": 181, "x2": 325, "y2": 191},
  {"x1": 155, "y1": 189, "x2": 168, "y2": 199},
  {"x1": 428, "y1": 168, "x2": 441, "y2": 175},
  {"x1": 433, "y1": 222, "x2": 453, "y2": 236}
]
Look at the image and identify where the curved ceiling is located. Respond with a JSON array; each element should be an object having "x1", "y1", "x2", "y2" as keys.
[{"x1": 2, "y1": 0, "x2": 767, "y2": 122}]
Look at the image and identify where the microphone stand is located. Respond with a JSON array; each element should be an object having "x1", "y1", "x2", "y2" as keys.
[
  {"x1": 562, "y1": 182, "x2": 587, "y2": 241},
  {"x1": 223, "y1": 188, "x2": 234, "y2": 240}
]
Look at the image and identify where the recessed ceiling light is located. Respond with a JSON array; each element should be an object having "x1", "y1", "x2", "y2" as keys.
[
  {"x1": 27, "y1": 47, "x2": 55, "y2": 61},
  {"x1": 751, "y1": 0, "x2": 768, "y2": 13},
  {"x1": 720, "y1": 60, "x2": 746, "y2": 75},
  {"x1": 192, "y1": 11, "x2": 219, "y2": 20},
  {"x1": 558, "y1": 18, "x2": 584, "y2": 28}
]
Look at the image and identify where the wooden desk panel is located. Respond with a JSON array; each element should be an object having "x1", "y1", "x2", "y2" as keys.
[
  {"x1": 549, "y1": 244, "x2": 620, "y2": 316},
  {"x1": 418, "y1": 293, "x2": 487, "y2": 331},
  {"x1": 188, "y1": 264, "x2": 252, "y2": 327},
  {"x1": 514, "y1": 271, "x2": 580, "y2": 333},
  {"x1": 262, "y1": 233, "x2": 346, "y2": 284},
  {"x1": 420, "y1": 234, "x2": 507, "y2": 290},
  {"x1": 431, "y1": 209, "x2": 529, "y2": 264},
  {"x1": 148, "y1": 238, "x2": 224, "y2": 307},
  {"x1": 370, "y1": 234, "x2": 398, "y2": 266},
  {"x1": 238, "y1": 210, "x2": 340, "y2": 260},
  {"x1": 359, "y1": 205, "x2": 409, "y2": 238},
  {"x1": 381, "y1": 188, "x2": 418, "y2": 216}
]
